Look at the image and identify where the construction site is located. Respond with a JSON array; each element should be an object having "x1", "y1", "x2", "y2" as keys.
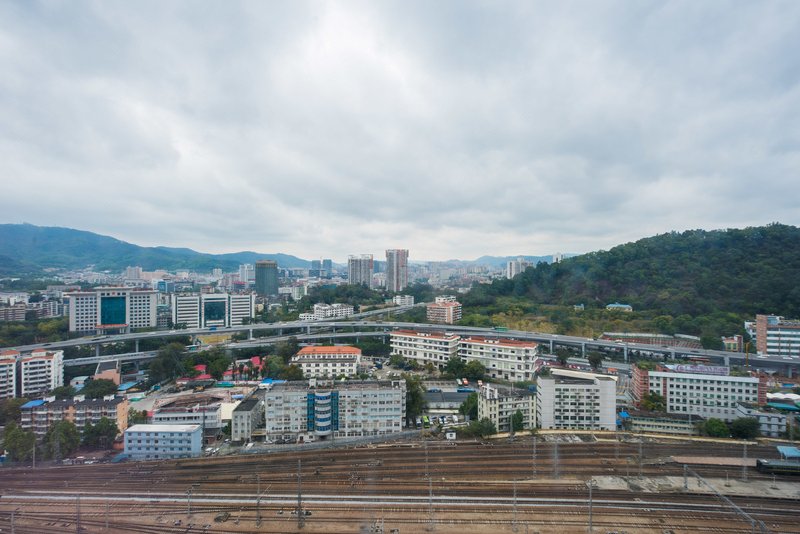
[{"x1": 1, "y1": 434, "x2": 798, "y2": 533}]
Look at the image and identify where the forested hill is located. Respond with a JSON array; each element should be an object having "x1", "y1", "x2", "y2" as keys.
[{"x1": 471, "y1": 224, "x2": 800, "y2": 318}]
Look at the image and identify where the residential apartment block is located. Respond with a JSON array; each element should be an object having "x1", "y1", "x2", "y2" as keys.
[
  {"x1": 232, "y1": 396, "x2": 264, "y2": 442},
  {"x1": 0, "y1": 350, "x2": 18, "y2": 400},
  {"x1": 19, "y1": 350, "x2": 64, "y2": 398},
  {"x1": 385, "y1": 249, "x2": 409, "y2": 292},
  {"x1": 124, "y1": 424, "x2": 203, "y2": 460},
  {"x1": 20, "y1": 395, "x2": 129, "y2": 438},
  {"x1": 735, "y1": 403, "x2": 787, "y2": 438},
  {"x1": 631, "y1": 363, "x2": 765, "y2": 422},
  {"x1": 477, "y1": 383, "x2": 536, "y2": 433},
  {"x1": 299, "y1": 303, "x2": 355, "y2": 321},
  {"x1": 537, "y1": 372, "x2": 616, "y2": 431},
  {"x1": 426, "y1": 300, "x2": 462, "y2": 324},
  {"x1": 290, "y1": 346, "x2": 362, "y2": 378},
  {"x1": 459, "y1": 337, "x2": 538, "y2": 382},
  {"x1": 746, "y1": 314, "x2": 800, "y2": 359},
  {"x1": 347, "y1": 255, "x2": 374, "y2": 288},
  {"x1": 152, "y1": 404, "x2": 223, "y2": 430},
  {"x1": 263, "y1": 379, "x2": 406, "y2": 442}
]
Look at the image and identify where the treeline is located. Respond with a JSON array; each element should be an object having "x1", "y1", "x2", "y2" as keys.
[{"x1": 466, "y1": 224, "x2": 800, "y2": 319}]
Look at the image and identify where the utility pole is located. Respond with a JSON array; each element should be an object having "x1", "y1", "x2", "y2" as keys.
[
  {"x1": 256, "y1": 474, "x2": 261, "y2": 527},
  {"x1": 638, "y1": 440, "x2": 643, "y2": 478},
  {"x1": 297, "y1": 459, "x2": 304, "y2": 529},
  {"x1": 75, "y1": 495, "x2": 81, "y2": 534},
  {"x1": 532, "y1": 436, "x2": 537, "y2": 478},
  {"x1": 105, "y1": 500, "x2": 109, "y2": 531},
  {"x1": 587, "y1": 480, "x2": 593, "y2": 533},
  {"x1": 742, "y1": 443, "x2": 748, "y2": 482},
  {"x1": 512, "y1": 478, "x2": 519, "y2": 533},
  {"x1": 187, "y1": 487, "x2": 193, "y2": 517},
  {"x1": 553, "y1": 440, "x2": 560, "y2": 479}
]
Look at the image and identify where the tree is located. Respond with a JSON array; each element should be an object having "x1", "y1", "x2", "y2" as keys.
[
  {"x1": 83, "y1": 417, "x2": 120, "y2": 449},
  {"x1": 729, "y1": 417, "x2": 760, "y2": 440},
  {"x1": 279, "y1": 364, "x2": 304, "y2": 381},
  {"x1": 2, "y1": 422, "x2": 36, "y2": 462},
  {"x1": 276, "y1": 337, "x2": 300, "y2": 362},
  {"x1": 80, "y1": 379, "x2": 118, "y2": 399},
  {"x1": 511, "y1": 409, "x2": 524, "y2": 433},
  {"x1": 444, "y1": 355, "x2": 465, "y2": 378},
  {"x1": 403, "y1": 373, "x2": 427, "y2": 425},
  {"x1": 463, "y1": 360, "x2": 486, "y2": 381},
  {"x1": 148, "y1": 342, "x2": 186, "y2": 384},
  {"x1": 555, "y1": 349, "x2": 570, "y2": 367},
  {"x1": 640, "y1": 392, "x2": 666, "y2": 412},
  {"x1": 703, "y1": 418, "x2": 730, "y2": 438},
  {"x1": 43, "y1": 420, "x2": 80, "y2": 460},
  {"x1": 460, "y1": 417, "x2": 497, "y2": 438},
  {"x1": 459, "y1": 393, "x2": 478, "y2": 420},
  {"x1": 129, "y1": 408, "x2": 147, "y2": 425},
  {"x1": 587, "y1": 351, "x2": 603, "y2": 371},
  {"x1": 51, "y1": 385, "x2": 77, "y2": 400},
  {"x1": 0, "y1": 397, "x2": 29, "y2": 425}
]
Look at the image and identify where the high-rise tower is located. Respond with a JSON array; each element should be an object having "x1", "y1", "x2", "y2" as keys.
[
  {"x1": 347, "y1": 255, "x2": 374, "y2": 288},
  {"x1": 255, "y1": 260, "x2": 279, "y2": 296},
  {"x1": 385, "y1": 249, "x2": 409, "y2": 292}
]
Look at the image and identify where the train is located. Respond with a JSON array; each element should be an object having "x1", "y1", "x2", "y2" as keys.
[{"x1": 756, "y1": 459, "x2": 800, "y2": 475}]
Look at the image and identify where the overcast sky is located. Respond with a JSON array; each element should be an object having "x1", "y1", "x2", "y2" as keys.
[{"x1": 2, "y1": 1, "x2": 798, "y2": 262}]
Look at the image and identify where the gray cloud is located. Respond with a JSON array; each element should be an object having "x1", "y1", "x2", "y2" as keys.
[{"x1": 1, "y1": 1, "x2": 798, "y2": 262}]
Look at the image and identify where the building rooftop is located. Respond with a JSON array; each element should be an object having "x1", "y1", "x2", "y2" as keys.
[
  {"x1": 268, "y1": 379, "x2": 405, "y2": 393},
  {"x1": 461, "y1": 336, "x2": 538, "y2": 348},
  {"x1": 233, "y1": 398, "x2": 261, "y2": 412},
  {"x1": 126, "y1": 424, "x2": 201, "y2": 433},
  {"x1": 96, "y1": 360, "x2": 118, "y2": 372},
  {"x1": 296, "y1": 346, "x2": 361, "y2": 356},
  {"x1": 392, "y1": 330, "x2": 459, "y2": 340}
]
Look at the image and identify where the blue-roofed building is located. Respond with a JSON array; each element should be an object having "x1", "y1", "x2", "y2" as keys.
[
  {"x1": 777, "y1": 446, "x2": 800, "y2": 462},
  {"x1": 20, "y1": 399, "x2": 46, "y2": 409},
  {"x1": 117, "y1": 382, "x2": 139, "y2": 392}
]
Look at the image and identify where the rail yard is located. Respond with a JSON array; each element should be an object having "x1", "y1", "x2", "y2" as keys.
[{"x1": 2, "y1": 436, "x2": 799, "y2": 533}]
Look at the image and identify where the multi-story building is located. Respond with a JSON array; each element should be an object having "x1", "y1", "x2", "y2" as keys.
[
  {"x1": 322, "y1": 259, "x2": 333, "y2": 278},
  {"x1": 152, "y1": 404, "x2": 223, "y2": 430},
  {"x1": 537, "y1": 372, "x2": 617, "y2": 430},
  {"x1": 393, "y1": 295, "x2": 414, "y2": 306},
  {"x1": 625, "y1": 410, "x2": 701, "y2": 436},
  {"x1": 0, "y1": 350, "x2": 19, "y2": 399},
  {"x1": 385, "y1": 249, "x2": 409, "y2": 292},
  {"x1": 631, "y1": 363, "x2": 765, "y2": 422},
  {"x1": 0, "y1": 303, "x2": 27, "y2": 322},
  {"x1": 506, "y1": 257, "x2": 532, "y2": 279},
  {"x1": 390, "y1": 330, "x2": 460, "y2": 369},
  {"x1": 171, "y1": 293, "x2": 255, "y2": 329},
  {"x1": 232, "y1": 396, "x2": 264, "y2": 442},
  {"x1": 426, "y1": 300, "x2": 462, "y2": 324},
  {"x1": 264, "y1": 379, "x2": 406, "y2": 442},
  {"x1": 478, "y1": 384, "x2": 536, "y2": 433},
  {"x1": 722, "y1": 334, "x2": 744, "y2": 352},
  {"x1": 20, "y1": 395, "x2": 129, "y2": 438},
  {"x1": 291, "y1": 346, "x2": 362, "y2": 378},
  {"x1": 347, "y1": 255, "x2": 374, "y2": 288},
  {"x1": 746, "y1": 314, "x2": 800, "y2": 358},
  {"x1": 458, "y1": 337, "x2": 539, "y2": 382},
  {"x1": 238, "y1": 264, "x2": 255, "y2": 287},
  {"x1": 124, "y1": 424, "x2": 203, "y2": 460},
  {"x1": 735, "y1": 403, "x2": 787, "y2": 438},
  {"x1": 312, "y1": 303, "x2": 354, "y2": 320},
  {"x1": 255, "y1": 260, "x2": 279, "y2": 297},
  {"x1": 64, "y1": 287, "x2": 157, "y2": 333},
  {"x1": 19, "y1": 350, "x2": 63, "y2": 398}
]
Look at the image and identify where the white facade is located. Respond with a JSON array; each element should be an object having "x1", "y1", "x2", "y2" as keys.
[
  {"x1": 171, "y1": 293, "x2": 255, "y2": 329},
  {"x1": 390, "y1": 330, "x2": 460, "y2": 368},
  {"x1": 735, "y1": 403, "x2": 786, "y2": 438},
  {"x1": 232, "y1": 396, "x2": 264, "y2": 442},
  {"x1": 19, "y1": 350, "x2": 63, "y2": 398},
  {"x1": 312, "y1": 303, "x2": 354, "y2": 320},
  {"x1": 478, "y1": 384, "x2": 536, "y2": 433},
  {"x1": 152, "y1": 404, "x2": 223, "y2": 429},
  {"x1": 459, "y1": 337, "x2": 539, "y2": 382},
  {"x1": 264, "y1": 380, "x2": 406, "y2": 441},
  {"x1": 647, "y1": 370, "x2": 761, "y2": 422},
  {"x1": 393, "y1": 295, "x2": 414, "y2": 306},
  {"x1": 291, "y1": 346, "x2": 362, "y2": 378},
  {"x1": 65, "y1": 287, "x2": 157, "y2": 333},
  {"x1": 506, "y1": 258, "x2": 532, "y2": 279},
  {"x1": 537, "y1": 374, "x2": 616, "y2": 431},
  {"x1": 347, "y1": 255, "x2": 374, "y2": 288},
  {"x1": 385, "y1": 249, "x2": 409, "y2": 293},
  {"x1": 750, "y1": 314, "x2": 800, "y2": 358},
  {"x1": 124, "y1": 424, "x2": 203, "y2": 459},
  {"x1": 0, "y1": 351, "x2": 18, "y2": 400}
]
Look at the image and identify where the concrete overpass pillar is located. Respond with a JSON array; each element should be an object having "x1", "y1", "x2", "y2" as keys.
[
  {"x1": 307, "y1": 325, "x2": 311, "y2": 334},
  {"x1": 333, "y1": 326, "x2": 336, "y2": 334},
  {"x1": 624, "y1": 346, "x2": 628, "y2": 362},
  {"x1": 549, "y1": 339, "x2": 554, "y2": 354},
  {"x1": 135, "y1": 339, "x2": 139, "y2": 352},
  {"x1": 581, "y1": 343, "x2": 586, "y2": 357},
  {"x1": 787, "y1": 366, "x2": 794, "y2": 379},
  {"x1": 671, "y1": 350, "x2": 676, "y2": 361},
  {"x1": 724, "y1": 356, "x2": 730, "y2": 367},
  {"x1": 95, "y1": 344, "x2": 100, "y2": 357},
  {"x1": 249, "y1": 329, "x2": 253, "y2": 340}
]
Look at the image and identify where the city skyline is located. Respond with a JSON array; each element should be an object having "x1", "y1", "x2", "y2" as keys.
[{"x1": 2, "y1": 2, "x2": 799, "y2": 261}]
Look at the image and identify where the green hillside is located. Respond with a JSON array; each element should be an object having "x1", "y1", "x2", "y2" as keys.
[
  {"x1": 0, "y1": 224, "x2": 309, "y2": 273},
  {"x1": 468, "y1": 223, "x2": 800, "y2": 319}
]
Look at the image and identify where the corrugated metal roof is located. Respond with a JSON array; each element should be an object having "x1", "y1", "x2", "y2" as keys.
[
  {"x1": 777, "y1": 446, "x2": 800, "y2": 459},
  {"x1": 21, "y1": 399, "x2": 46, "y2": 409}
]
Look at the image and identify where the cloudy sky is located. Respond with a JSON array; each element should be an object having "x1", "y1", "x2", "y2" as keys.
[{"x1": 2, "y1": 1, "x2": 798, "y2": 262}]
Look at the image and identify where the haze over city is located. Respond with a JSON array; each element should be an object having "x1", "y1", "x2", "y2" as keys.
[{"x1": 1, "y1": 1, "x2": 799, "y2": 261}]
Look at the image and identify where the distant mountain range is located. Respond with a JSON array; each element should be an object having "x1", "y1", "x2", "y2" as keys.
[
  {"x1": 470, "y1": 255, "x2": 560, "y2": 268},
  {"x1": 0, "y1": 224, "x2": 310, "y2": 274}
]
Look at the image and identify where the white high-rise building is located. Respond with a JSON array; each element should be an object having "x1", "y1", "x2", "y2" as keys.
[
  {"x1": 0, "y1": 350, "x2": 18, "y2": 400},
  {"x1": 239, "y1": 264, "x2": 255, "y2": 287},
  {"x1": 348, "y1": 255, "x2": 374, "y2": 288},
  {"x1": 537, "y1": 371, "x2": 616, "y2": 431},
  {"x1": 64, "y1": 287, "x2": 157, "y2": 333},
  {"x1": 385, "y1": 249, "x2": 409, "y2": 292},
  {"x1": 506, "y1": 257, "x2": 532, "y2": 279},
  {"x1": 20, "y1": 350, "x2": 64, "y2": 398}
]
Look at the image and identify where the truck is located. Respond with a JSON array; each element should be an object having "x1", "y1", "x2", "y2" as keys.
[{"x1": 209, "y1": 326, "x2": 217, "y2": 331}]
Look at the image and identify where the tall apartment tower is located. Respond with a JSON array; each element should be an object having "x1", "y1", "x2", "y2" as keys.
[
  {"x1": 348, "y1": 255, "x2": 374, "y2": 288},
  {"x1": 385, "y1": 249, "x2": 409, "y2": 292},
  {"x1": 255, "y1": 260, "x2": 279, "y2": 297}
]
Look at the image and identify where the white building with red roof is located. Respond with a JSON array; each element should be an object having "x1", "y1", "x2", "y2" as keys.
[{"x1": 291, "y1": 345, "x2": 362, "y2": 378}]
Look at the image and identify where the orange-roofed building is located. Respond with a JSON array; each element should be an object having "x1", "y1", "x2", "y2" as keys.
[{"x1": 290, "y1": 345, "x2": 362, "y2": 378}]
